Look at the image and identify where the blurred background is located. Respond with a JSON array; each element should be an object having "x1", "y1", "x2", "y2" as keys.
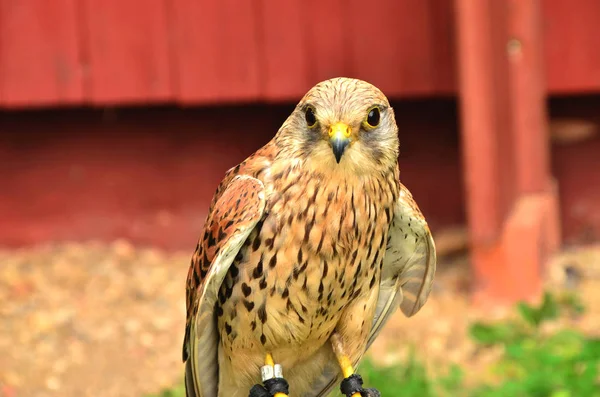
[{"x1": 0, "y1": 1, "x2": 599, "y2": 396}]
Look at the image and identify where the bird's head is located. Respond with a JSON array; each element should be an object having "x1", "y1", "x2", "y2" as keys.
[{"x1": 276, "y1": 77, "x2": 399, "y2": 176}]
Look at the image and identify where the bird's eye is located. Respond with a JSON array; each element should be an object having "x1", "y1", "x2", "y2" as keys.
[
  {"x1": 366, "y1": 107, "x2": 381, "y2": 128},
  {"x1": 305, "y1": 106, "x2": 317, "y2": 128}
]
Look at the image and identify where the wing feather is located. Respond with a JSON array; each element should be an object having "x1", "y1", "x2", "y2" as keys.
[
  {"x1": 183, "y1": 175, "x2": 266, "y2": 397},
  {"x1": 368, "y1": 182, "x2": 436, "y2": 349}
]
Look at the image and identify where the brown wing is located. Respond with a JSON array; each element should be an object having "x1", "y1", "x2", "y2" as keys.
[{"x1": 183, "y1": 174, "x2": 266, "y2": 397}]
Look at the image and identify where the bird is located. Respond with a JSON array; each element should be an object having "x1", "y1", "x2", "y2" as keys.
[{"x1": 182, "y1": 77, "x2": 436, "y2": 397}]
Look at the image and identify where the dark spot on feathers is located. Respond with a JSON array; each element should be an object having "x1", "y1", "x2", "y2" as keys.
[
  {"x1": 192, "y1": 267, "x2": 201, "y2": 286},
  {"x1": 372, "y1": 251, "x2": 379, "y2": 268},
  {"x1": 251, "y1": 320, "x2": 257, "y2": 331},
  {"x1": 259, "y1": 277, "x2": 267, "y2": 290},
  {"x1": 287, "y1": 300, "x2": 305, "y2": 323},
  {"x1": 282, "y1": 287, "x2": 289, "y2": 298},
  {"x1": 258, "y1": 303, "x2": 267, "y2": 323},
  {"x1": 242, "y1": 283, "x2": 252, "y2": 297},
  {"x1": 252, "y1": 236, "x2": 261, "y2": 251},
  {"x1": 385, "y1": 208, "x2": 392, "y2": 223},
  {"x1": 366, "y1": 244, "x2": 373, "y2": 260},
  {"x1": 303, "y1": 218, "x2": 314, "y2": 243},
  {"x1": 225, "y1": 323, "x2": 232, "y2": 335},
  {"x1": 230, "y1": 264, "x2": 239, "y2": 279},
  {"x1": 309, "y1": 185, "x2": 320, "y2": 205},
  {"x1": 370, "y1": 274, "x2": 377, "y2": 288},
  {"x1": 243, "y1": 299, "x2": 255, "y2": 311},
  {"x1": 316, "y1": 232, "x2": 325, "y2": 253},
  {"x1": 207, "y1": 233, "x2": 216, "y2": 248},
  {"x1": 260, "y1": 334, "x2": 267, "y2": 345},
  {"x1": 269, "y1": 254, "x2": 277, "y2": 268},
  {"x1": 351, "y1": 249, "x2": 359, "y2": 265},
  {"x1": 252, "y1": 255, "x2": 264, "y2": 278}
]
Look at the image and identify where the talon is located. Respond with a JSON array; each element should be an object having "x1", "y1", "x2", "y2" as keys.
[
  {"x1": 361, "y1": 388, "x2": 381, "y2": 397},
  {"x1": 249, "y1": 384, "x2": 271, "y2": 397}
]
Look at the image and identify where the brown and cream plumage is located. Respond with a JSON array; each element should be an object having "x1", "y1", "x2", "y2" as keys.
[{"x1": 182, "y1": 77, "x2": 436, "y2": 397}]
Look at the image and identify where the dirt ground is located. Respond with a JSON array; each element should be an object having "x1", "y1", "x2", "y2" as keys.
[{"x1": 1, "y1": 238, "x2": 599, "y2": 397}]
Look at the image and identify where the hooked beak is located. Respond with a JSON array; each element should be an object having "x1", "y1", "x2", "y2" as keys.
[{"x1": 328, "y1": 123, "x2": 351, "y2": 163}]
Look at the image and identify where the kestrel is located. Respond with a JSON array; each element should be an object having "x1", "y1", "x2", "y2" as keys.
[{"x1": 182, "y1": 77, "x2": 436, "y2": 397}]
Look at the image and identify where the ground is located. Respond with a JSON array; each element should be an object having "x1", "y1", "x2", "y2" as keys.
[{"x1": 0, "y1": 238, "x2": 598, "y2": 397}]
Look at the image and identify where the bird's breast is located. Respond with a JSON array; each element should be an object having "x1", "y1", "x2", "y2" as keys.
[{"x1": 216, "y1": 169, "x2": 396, "y2": 367}]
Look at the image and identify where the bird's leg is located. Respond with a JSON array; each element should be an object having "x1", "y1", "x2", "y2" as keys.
[
  {"x1": 331, "y1": 333, "x2": 381, "y2": 397},
  {"x1": 248, "y1": 353, "x2": 290, "y2": 397}
]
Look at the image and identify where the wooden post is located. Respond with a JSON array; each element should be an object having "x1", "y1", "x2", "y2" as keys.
[{"x1": 455, "y1": 0, "x2": 560, "y2": 305}]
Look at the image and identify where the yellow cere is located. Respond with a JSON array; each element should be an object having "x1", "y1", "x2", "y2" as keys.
[{"x1": 328, "y1": 123, "x2": 352, "y2": 139}]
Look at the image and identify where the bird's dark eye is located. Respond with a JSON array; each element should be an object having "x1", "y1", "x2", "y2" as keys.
[
  {"x1": 366, "y1": 107, "x2": 381, "y2": 127},
  {"x1": 305, "y1": 106, "x2": 317, "y2": 128}
]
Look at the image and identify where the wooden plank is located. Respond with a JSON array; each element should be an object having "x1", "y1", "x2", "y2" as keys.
[
  {"x1": 170, "y1": 0, "x2": 260, "y2": 103},
  {"x1": 304, "y1": 0, "x2": 349, "y2": 83},
  {"x1": 257, "y1": 0, "x2": 311, "y2": 101},
  {"x1": 542, "y1": 0, "x2": 600, "y2": 93},
  {"x1": 81, "y1": 0, "x2": 172, "y2": 104},
  {"x1": 345, "y1": 0, "x2": 456, "y2": 98},
  {"x1": 0, "y1": 0, "x2": 83, "y2": 107}
]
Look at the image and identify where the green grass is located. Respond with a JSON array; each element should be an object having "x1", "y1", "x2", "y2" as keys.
[{"x1": 150, "y1": 292, "x2": 600, "y2": 397}]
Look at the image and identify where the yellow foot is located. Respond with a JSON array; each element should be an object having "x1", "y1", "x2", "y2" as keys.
[
  {"x1": 331, "y1": 334, "x2": 380, "y2": 397},
  {"x1": 337, "y1": 356, "x2": 362, "y2": 397}
]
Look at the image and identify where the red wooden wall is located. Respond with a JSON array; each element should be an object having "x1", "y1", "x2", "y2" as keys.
[{"x1": 0, "y1": 0, "x2": 599, "y2": 108}]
